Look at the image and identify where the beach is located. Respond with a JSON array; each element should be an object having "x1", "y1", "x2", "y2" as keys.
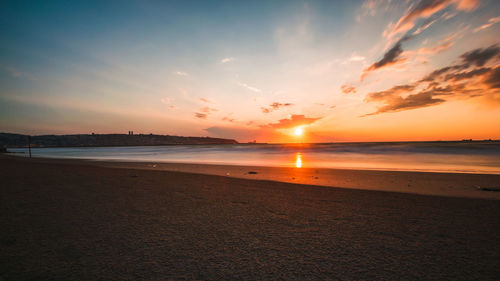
[{"x1": 1, "y1": 155, "x2": 500, "y2": 280}]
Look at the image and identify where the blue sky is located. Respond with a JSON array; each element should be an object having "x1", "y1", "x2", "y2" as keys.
[{"x1": 1, "y1": 0, "x2": 499, "y2": 142}]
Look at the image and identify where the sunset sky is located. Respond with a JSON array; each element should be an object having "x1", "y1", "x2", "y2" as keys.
[{"x1": 1, "y1": 0, "x2": 499, "y2": 143}]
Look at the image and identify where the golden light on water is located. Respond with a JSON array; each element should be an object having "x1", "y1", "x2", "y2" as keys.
[{"x1": 295, "y1": 153, "x2": 302, "y2": 168}]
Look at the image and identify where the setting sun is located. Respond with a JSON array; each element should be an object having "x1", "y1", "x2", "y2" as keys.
[{"x1": 294, "y1": 127, "x2": 304, "y2": 136}]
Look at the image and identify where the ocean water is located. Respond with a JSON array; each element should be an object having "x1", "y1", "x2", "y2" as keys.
[{"x1": 9, "y1": 142, "x2": 500, "y2": 174}]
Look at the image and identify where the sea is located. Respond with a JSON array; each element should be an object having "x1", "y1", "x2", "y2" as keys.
[{"x1": 8, "y1": 141, "x2": 500, "y2": 174}]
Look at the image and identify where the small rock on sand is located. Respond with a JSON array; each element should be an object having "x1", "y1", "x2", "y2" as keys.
[{"x1": 475, "y1": 185, "x2": 500, "y2": 192}]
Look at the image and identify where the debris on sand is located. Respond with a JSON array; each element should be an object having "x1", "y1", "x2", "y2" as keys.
[{"x1": 475, "y1": 185, "x2": 500, "y2": 192}]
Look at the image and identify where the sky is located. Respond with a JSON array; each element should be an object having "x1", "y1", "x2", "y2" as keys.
[{"x1": 1, "y1": 0, "x2": 499, "y2": 143}]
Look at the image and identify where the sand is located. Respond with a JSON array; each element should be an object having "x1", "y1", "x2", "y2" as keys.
[
  {"x1": 1, "y1": 156, "x2": 500, "y2": 280},
  {"x1": 97, "y1": 160, "x2": 500, "y2": 200}
]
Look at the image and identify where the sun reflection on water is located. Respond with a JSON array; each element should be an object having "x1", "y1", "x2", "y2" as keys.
[{"x1": 295, "y1": 153, "x2": 302, "y2": 168}]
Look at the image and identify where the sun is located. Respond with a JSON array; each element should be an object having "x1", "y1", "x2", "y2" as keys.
[{"x1": 294, "y1": 126, "x2": 304, "y2": 136}]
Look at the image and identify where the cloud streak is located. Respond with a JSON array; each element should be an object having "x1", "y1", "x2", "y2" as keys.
[
  {"x1": 341, "y1": 84, "x2": 357, "y2": 94},
  {"x1": 221, "y1": 116, "x2": 235, "y2": 122},
  {"x1": 473, "y1": 16, "x2": 500, "y2": 32},
  {"x1": 361, "y1": 0, "x2": 480, "y2": 80},
  {"x1": 384, "y1": 0, "x2": 480, "y2": 39},
  {"x1": 362, "y1": 36, "x2": 411, "y2": 79},
  {"x1": 460, "y1": 44, "x2": 500, "y2": 67},
  {"x1": 199, "y1": 98, "x2": 213, "y2": 103},
  {"x1": 237, "y1": 82, "x2": 262, "y2": 93},
  {"x1": 363, "y1": 44, "x2": 500, "y2": 115},
  {"x1": 200, "y1": 106, "x2": 218, "y2": 113},
  {"x1": 364, "y1": 89, "x2": 446, "y2": 116},
  {"x1": 174, "y1": 71, "x2": 188, "y2": 76},
  {"x1": 194, "y1": 105, "x2": 218, "y2": 120},
  {"x1": 194, "y1": 112, "x2": 207, "y2": 119},
  {"x1": 261, "y1": 102, "x2": 294, "y2": 113},
  {"x1": 221, "y1": 57, "x2": 236, "y2": 63}
]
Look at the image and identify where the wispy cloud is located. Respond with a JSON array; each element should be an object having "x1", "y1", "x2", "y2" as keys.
[
  {"x1": 412, "y1": 19, "x2": 437, "y2": 35},
  {"x1": 199, "y1": 98, "x2": 213, "y2": 103},
  {"x1": 357, "y1": 0, "x2": 396, "y2": 22},
  {"x1": 221, "y1": 57, "x2": 236, "y2": 63},
  {"x1": 194, "y1": 105, "x2": 218, "y2": 120},
  {"x1": 362, "y1": 35, "x2": 411, "y2": 80},
  {"x1": 194, "y1": 112, "x2": 207, "y2": 119},
  {"x1": 349, "y1": 54, "x2": 366, "y2": 62},
  {"x1": 161, "y1": 97, "x2": 177, "y2": 109},
  {"x1": 383, "y1": 0, "x2": 480, "y2": 39},
  {"x1": 364, "y1": 90, "x2": 446, "y2": 116},
  {"x1": 237, "y1": 82, "x2": 262, "y2": 93},
  {"x1": 410, "y1": 41, "x2": 454, "y2": 55},
  {"x1": 200, "y1": 106, "x2": 218, "y2": 113},
  {"x1": 363, "y1": 44, "x2": 500, "y2": 116},
  {"x1": 362, "y1": 20, "x2": 464, "y2": 80},
  {"x1": 341, "y1": 84, "x2": 357, "y2": 94},
  {"x1": 473, "y1": 16, "x2": 500, "y2": 32},
  {"x1": 221, "y1": 116, "x2": 235, "y2": 122},
  {"x1": 261, "y1": 102, "x2": 294, "y2": 113},
  {"x1": 174, "y1": 71, "x2": 188, "y2": 76}
]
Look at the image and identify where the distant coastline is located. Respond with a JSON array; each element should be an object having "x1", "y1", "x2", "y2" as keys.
[
  {"x1": 2, "y1": 132, "x2": 499, "y2": 149},
  {"x1": 0, "y1": 132, "x2": 238, "y2": 148}
]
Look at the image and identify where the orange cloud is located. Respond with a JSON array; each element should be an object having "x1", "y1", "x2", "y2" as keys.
[
  {"x1": 200, "y1": 106, "x2": 218, "y2": 113},
  {"x1": 412, "y1": 41, "x2": 454, "y2": 55},
  {"x1": 364, "y1": 90, "x2": 446, "y2": 116},
  {"x1": 384, "y1": 0, "x2": 480, "y2": 38},
  {"x1": 205, "y1": 115, "x2": 321, "y2": 143},
  {"x1": 341, "y1": 84, "x2": 357, "y2": 94},
  {"x1": 473, "y1": 16, "x2": 500, "y2": 32},
  {"x1": 364, "y1": 44, "x2": 500, "y2": 115},
  {"x1": 261, "y1": 114, "x2": 321, "y2": 129}
]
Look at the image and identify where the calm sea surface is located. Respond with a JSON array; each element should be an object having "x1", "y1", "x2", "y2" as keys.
[{"x1": 9, "y1": 142, "x2": 500, "y2": 174}]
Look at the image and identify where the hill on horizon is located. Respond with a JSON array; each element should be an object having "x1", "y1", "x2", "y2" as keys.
[{"x1": 0, "y1": 132, "x2": 238, "y2": 148}]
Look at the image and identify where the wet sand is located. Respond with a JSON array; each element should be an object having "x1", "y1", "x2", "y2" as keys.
[
  {"x1": 99, "y1": 161, "x2": 500, "y2": 200},
  {"x1": 1, "y1": 156, "x2": 500, "y2": 280}
]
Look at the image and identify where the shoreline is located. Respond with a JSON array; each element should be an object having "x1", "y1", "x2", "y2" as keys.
[{"x1": 3, "y1": 154, "x2": 500, "y2": 200}]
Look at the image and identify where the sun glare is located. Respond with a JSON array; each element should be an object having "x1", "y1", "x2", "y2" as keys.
[
  {"x1": 295, "y1": 153, "x2": 302, "y2": 168},
  {"x1": 294, "y1": 126, "x2": 304, "y2": 136}
]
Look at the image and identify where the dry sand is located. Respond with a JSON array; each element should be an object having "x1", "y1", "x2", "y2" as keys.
[{"x1": 1, "y1": 156, "x2": 500, "y2": 280}]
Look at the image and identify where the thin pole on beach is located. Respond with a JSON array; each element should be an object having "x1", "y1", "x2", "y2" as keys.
[{"x1": 28, "y1": 135, "x2": 32, "y2": 158}]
